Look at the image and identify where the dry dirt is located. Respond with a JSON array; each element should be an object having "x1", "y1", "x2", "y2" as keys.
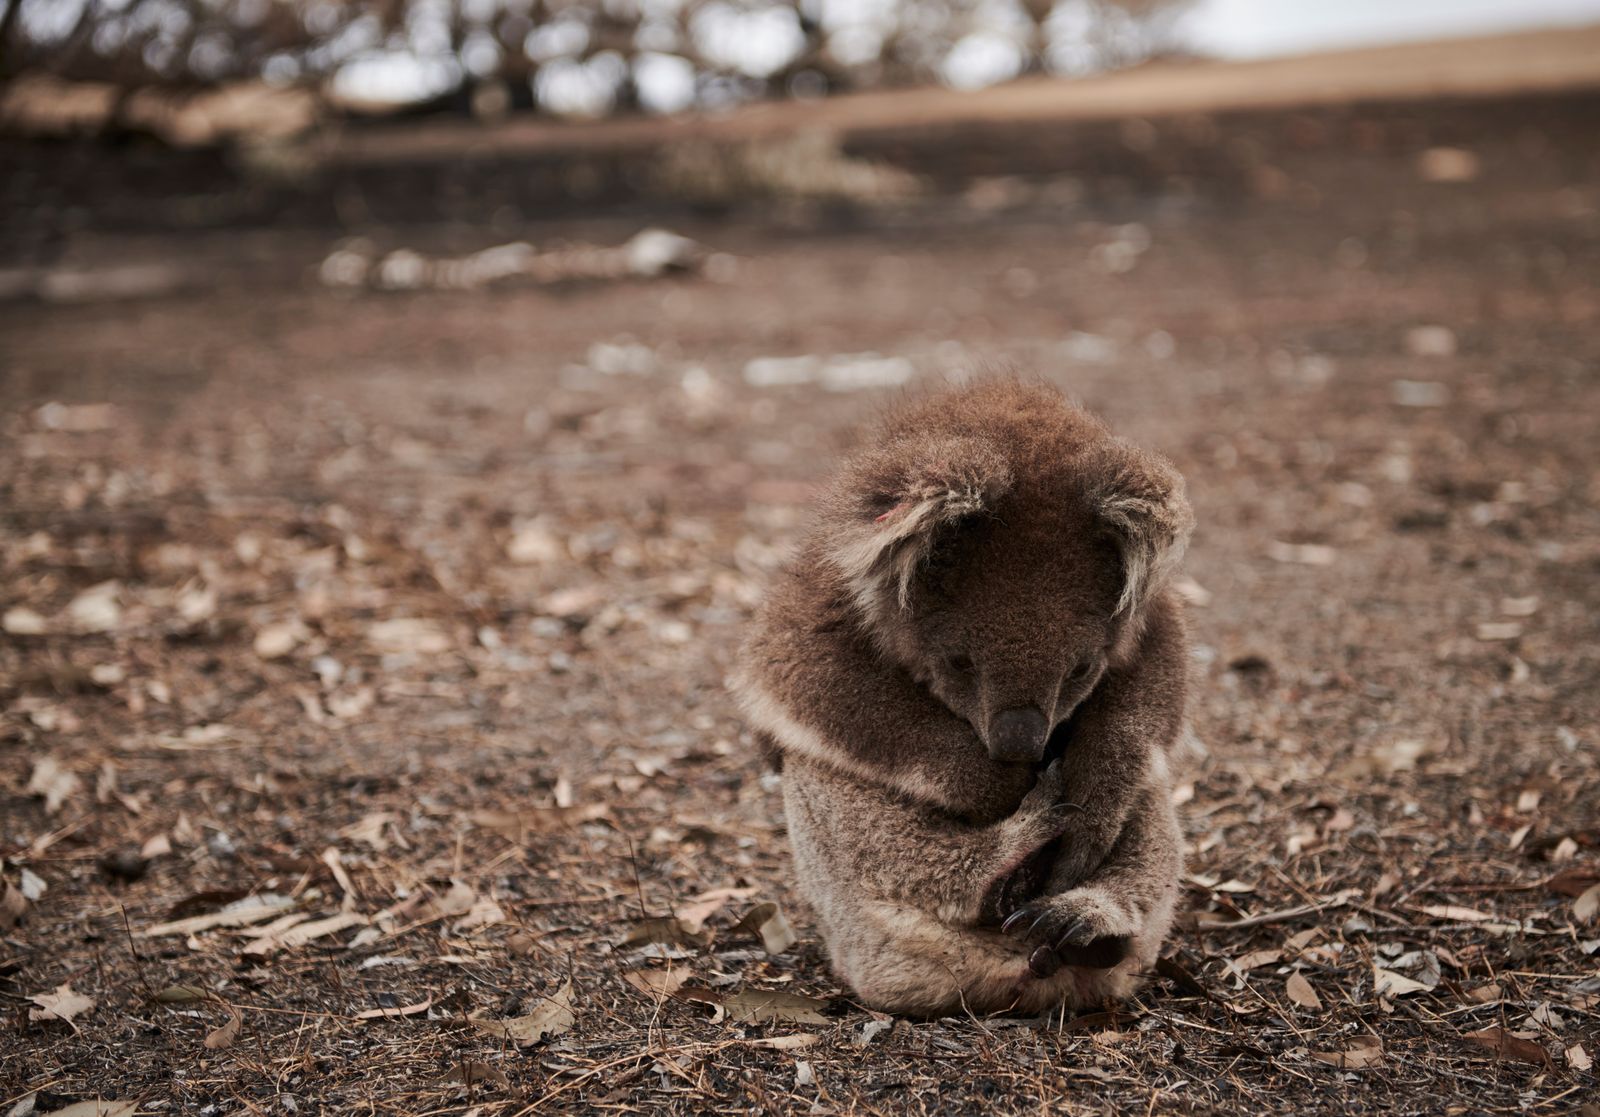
[{"x1": 2, "y1": 84, "x2": 1599, "y2": 1116}]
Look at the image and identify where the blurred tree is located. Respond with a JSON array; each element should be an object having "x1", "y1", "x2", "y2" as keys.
[{"x1": 0, "y1": 0, "x2": 1194, "y2": 123}]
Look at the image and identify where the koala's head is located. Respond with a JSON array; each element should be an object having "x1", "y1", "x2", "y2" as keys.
[{"x1": 818, "y1": 380, "x2": 1192, "y2": 765}]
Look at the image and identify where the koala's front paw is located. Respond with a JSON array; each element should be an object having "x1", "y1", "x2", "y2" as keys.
[
  {"x1": 1010, "y1": 761, "x2": 1086, "y2": 852},
  {"x1": 1041, "y1": 812, "x2": 1123, "y2": 892},
  {"x1": 1000, "y1": 886, "x2": 1138, "y2": 977},
  {"x1": 978, "y1": 763, "x2": 1080, "y2": 925},
  {"x1": 1016, "y1": 758, "x2": 1066, "y2": 814},
  {"x1": 957, "y1": 760, "x2": 1041, "y2": 826}
]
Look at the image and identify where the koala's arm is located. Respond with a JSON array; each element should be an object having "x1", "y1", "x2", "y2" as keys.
[
  {"x1": 1045, "y1": 591, "x2": 1189, "y2": 889},
  {"x1": 735, "y1": 574, "x2": 1035, "y2": 825},
  {"x1": 783, "y1": 756, "x2": 1073, "y2": 928}
]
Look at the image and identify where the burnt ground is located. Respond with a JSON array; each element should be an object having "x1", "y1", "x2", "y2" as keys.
[{"x1": 2, "y1": 80, "x2": 1599, "y2": 1116}]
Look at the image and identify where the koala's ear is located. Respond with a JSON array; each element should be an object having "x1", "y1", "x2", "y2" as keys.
[
  {"x1": 826, "y1": 436, "x2": 1012, "y2": 615},
  {"x1": 1090, "y1": 445, "x2": 1194, "y2": 617}
]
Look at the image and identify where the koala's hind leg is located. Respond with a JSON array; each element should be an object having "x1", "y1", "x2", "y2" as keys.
[
  {"x1": 999, "y1": 778, "x2": 1182, "y2": 979},
  {"x1": 816, "y1": 896, "x2": 1142, "y2": 1017}
]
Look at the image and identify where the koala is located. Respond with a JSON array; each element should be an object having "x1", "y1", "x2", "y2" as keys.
[{"x1": 732, "y1": 378, "x2": 1194, "y2": 1015}]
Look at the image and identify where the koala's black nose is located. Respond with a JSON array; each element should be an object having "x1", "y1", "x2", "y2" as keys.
[{"x1": 988, "y1": 706, "x2": 1049, "y2": 764}]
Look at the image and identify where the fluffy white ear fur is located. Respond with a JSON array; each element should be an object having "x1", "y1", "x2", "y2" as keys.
[
  {"x1": 1091, "y1": 448, "x2": 1194, "y2": 618},
  {"x1": 824, "y1": 437, "x2": 1013, "y2": 622}
]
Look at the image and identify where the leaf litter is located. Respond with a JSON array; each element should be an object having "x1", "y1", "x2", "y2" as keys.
[
  {"x1": 7, "y1": 164, "x2": 1600, "y2": 1116},
  {"x1": 28, "y1": 984, "x2": 96, "y2": 1025},
  {"x1": 470, "y1": 979, "x2": 575, "y2": 1045}
]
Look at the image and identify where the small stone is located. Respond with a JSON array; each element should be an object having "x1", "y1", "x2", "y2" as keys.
[
  {"x1": 1416, "y1": 147, "x2": 1479, "y2": 183},
  {"x1": 1392, "y1": 380, "x2": 1450, "y2": 407},
  {"x1": 2, "y1": 606, "x2": 48, "y2": 635},
  {"x1": 1404, "y1": 325, "x2": 1457, "y2": 358}
]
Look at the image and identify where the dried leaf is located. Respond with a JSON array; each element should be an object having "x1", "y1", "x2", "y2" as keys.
[
  {"x1": 1286, "y1": 972, "x2": 1321, "y2": 1010},
  {"x1": 742, "y1": 1033, "x2": 821, "y2": 1050},
  {"x1": 1233, "y1": 949, "x2": 1282, "y2": 972},
  {"x1": 1267, "y1": 541, "x2": 1336, "y2": 566},
  {"x1": 1568, "y1": 1043, "x2": 1592, "y2": 1072},
  {"x1": 619, "y1": 915, "x2": 710, "y2": 950},
  {"x1": 538, "y1": 585, "x2": 606, "y2": 619},
  {"x1": 506, "y1": 930, "x2": 540, "y2": 957},
  {"x1": 204, "y1": 1009, "x2": 241, "y2": 1050},
  {"x1": 676, "y1": 886, "x2": 758, "y2": 934},
  {"x1": 1285, "y1": 928, "x2": 1322, "y2": 952},
  {"x1": 243, "y1": 911, "x2": 366, "y2": 956},
  {"x1": 35, "y1": 1103, "x2": 138, "y2": 1117},
  {"x1": 1476, "y1": 622, "x2": 1523, "y2": 642},
  {"x1": 1464, "y1": 983, "x2": 1503, "y2": 1004},
  {"x1": 26, "y1": 756, "x2": 82, "y2": 814},
  {"x1": 443, "y1": 1061, "x2": 510, "y2": 1088},
  {"x1": 1373, "y1": 967, "x2": 1430, "y2": 998},
  {"x1": 856, "y1": 1018, "x2": 894, "y2": 1046},
  {"x1": 1416, "y1": 904, "x2": 1493, "y2": 923},
  {"x1": 1551, "y1": 836, "x2": 1580, "y2": 863},
  {"x1": 252, "y1": 620, "x2": 304, "y2": 659},
  {"x1": 29, "y1": 983, "x2": 96, "y2": 1024},
  {"x1": 722, "y1": 988, "x2": 831, "y2": 1025},
  {"x1": 1573, "y1": 882, "x2": 1600, "y2": 924},
  {"x1": 1353, "y1": 737, "x2": 1435, "y2": 776},
  {"x1": 734, "y1": 901, "x2": 798, "y2": 954},
  {"x1": 454, "y1": 897, "x2": 506, "y2": 932},
  {"x1": 367, "y1": 617, "x2": 451, "y2": 654},
  {"x1": 2, "y1": 605, "x2": 49, "y2": 635},
  {"x1": 149, "y1": 724, "x2": 246, "y2": 751},
  {"x1": 1310, "y1": 1037, "x2": 1383, "y2": 1068},
  {"x1": 321, "y1": 847, "x2": 356, "y2": 899},
  {"x1": 470, "y1": 980, "x2": 574, "y2": 1045},
  {"x1": 341, "y1": 811, "x2": 406, "y2": 853},
  {"x1": 1390, "y1": 949, "x2": 1442, "y2": 989},
  {"x1": 357, "y1": 997, "x2": 434, "y2": 1020},
  {"x1": 1463, "y1": 1027, "x2": 1552, "y2": 1068},
  {"x1": 625, "y1": 967, "x2": 691, "y2": 998},
  {"x1": 434, "y1": 879, "x2": 477, "y2": 918},
  {"x1": 66, "y1": 581, "x2": 122, "y2": 633},
  {"x1": 470, "y1": 804, "x2": 608, "y2": 840},
  {"x1": 507, "y1": 522, "x2": 563, "y2": 564}
]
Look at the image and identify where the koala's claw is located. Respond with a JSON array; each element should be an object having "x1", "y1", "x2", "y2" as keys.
[
  {"x1": 1051, "y1": 917, "x2": 1089, "y2": 951},
  {"x1": 1002, "y1": 907, "x2": 1052, "y2": 942},
  {"x1": 1028, "y1": 944, "x2": 1063, "y2": 978},
  {"x1": 1003, "y1": 896, "x2": 1137, "y2": 974}
]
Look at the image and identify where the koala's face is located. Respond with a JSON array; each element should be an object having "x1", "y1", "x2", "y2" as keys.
[
  {"x1": 819, "y1": 380, "x2": 1192, "y2": 768},
  {"x1": 890, "y1": 506, "x2": 1129, "y2": 765}
]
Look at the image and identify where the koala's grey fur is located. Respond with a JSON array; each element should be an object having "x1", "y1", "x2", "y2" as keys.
[{"x1": 732, "y1": 378, "x2": 1194, "y2": 1015}]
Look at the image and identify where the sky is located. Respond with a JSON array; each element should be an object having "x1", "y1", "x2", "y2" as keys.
[{"x1": 1181, "y1": 0, "x2": 1600, "y2": 59}]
